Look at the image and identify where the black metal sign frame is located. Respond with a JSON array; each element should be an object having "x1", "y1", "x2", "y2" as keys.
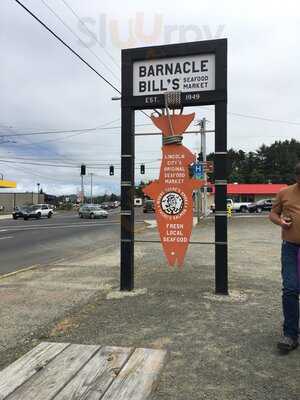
[{"x1": 121, "y1": 39, "x2": 228, "y2": 294}]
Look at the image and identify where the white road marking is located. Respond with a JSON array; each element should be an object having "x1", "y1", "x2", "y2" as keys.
[
  {"x1": 0, "y1": 223, "x2": 112, "y2": 232},
  {"x1": 0, "y1": 221, "x2": 144, "y2": 233},
  {"x1": 0, "y1": 229, "x2": 8, "y2": 232},
  {"x1": 0, "y1": 220, "x2": 120, "y2": 230},
  {"x1": 0, "y1": 236, "x2": 13, "y2": 240}
]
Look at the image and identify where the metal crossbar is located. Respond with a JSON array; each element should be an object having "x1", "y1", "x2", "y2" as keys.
[
  {"x1": 134, "y1": 240, "x2": 227, "y2": 245},
  {"x1": 135, "y1": 129, "x2": 215, "y2": 136}
]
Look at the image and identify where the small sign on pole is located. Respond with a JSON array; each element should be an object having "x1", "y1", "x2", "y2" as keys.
[
  {"x1": 204, "y1": 161, "x2": 214, "y2": 173},
  {"x1": 193, "y1": 163, "x2": 204, "y2": 180}
]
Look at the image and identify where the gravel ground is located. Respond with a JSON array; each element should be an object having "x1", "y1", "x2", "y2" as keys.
[{"x1": 1, "y1": 216, "x2": 299, "y2": 400}]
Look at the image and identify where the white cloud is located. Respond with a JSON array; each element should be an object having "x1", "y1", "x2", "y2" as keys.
[{"x1": 1, "y1": 0, "x2": 299, "y2": 194}]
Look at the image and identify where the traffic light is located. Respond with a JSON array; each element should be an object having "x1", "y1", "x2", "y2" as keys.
[
  {"x1": 109, "y1": 165, "x2": 114, "y2": 176},
  {"x1": 197, "y1": 152, "x2": 203, "y2": 162},
  {"x1": 80, "y1": 164, "x2": 86, "y2": 175},
  {"x1": 140, "y1": 164, "x2": 145, "y2": 174}
]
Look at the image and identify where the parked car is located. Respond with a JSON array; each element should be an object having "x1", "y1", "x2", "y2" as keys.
[
  {"x1": 23, "y1": 204, "x2": 53, "y2": 220},
  {"x1": 143, "y1": 199, "x2": 155, "y2": 213},
  {"x1": 248, "y1": 199, "x2": 273, "y2": 213},
  {"x1": 210, "y1": 199, "x2": 252, "y2": 213},
  {"x1": 100, "y1": 202, "x2": 111, "y2": 210},
  {"x1": 12, "y1": 205, "x2": 29, "y2": 219},
  {"x1": 79, "y1": 205, "x2": 108, "y2": 219}
]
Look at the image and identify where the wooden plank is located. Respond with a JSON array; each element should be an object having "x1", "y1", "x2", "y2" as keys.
[
  {"x1": 0, "y1": 342, "x2": 70, "y2": 400},
  {"x1": 7, "y1": 344, "x2": 100, "y2": 400},
  {"x1": 100, "y1": 348, "x2": 168, "y2": 400},
  {"x1": 54, "y1": 346, "x2": 133, "y2": 400}
]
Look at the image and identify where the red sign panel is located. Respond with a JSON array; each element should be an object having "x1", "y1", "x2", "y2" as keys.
[{"x1": 143, "y1": 113, "x2": 205, "y2": 267}]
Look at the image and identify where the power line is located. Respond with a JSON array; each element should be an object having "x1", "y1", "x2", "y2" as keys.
[
  {"x1": 201, "y1": 107, "x2": 300, "y2": 126},
  {"x1": 40, "y1": 0, "x2": 120, "y2": 82},
  {"x1": 0, "y1": 161, "x2": 75, "y2": 183},
  {"x1": 0, "y1": 157, "x2": 160, "y2": 168},
  {"x1": 13, "y1": 0, "x2": 151, "y2": 121},
  {"x1": 60, "y1": 0, "x2": 120, "y2": 70},
  {"x1": 9, "y1": 1, "x2": 300, "y2": 133},
  {"x1": 228, "y1": 111, "x2": 300, "y2": 126},
  {"x1": 13, "y1": 117, "x2": 122, "y2": 146},
  {"x1": 0, "y1": 159, "x2": 81, "y2": 169},
  {"x1": 0, "y1": 126, "x2": 98, "y2": 138},
  {"x1": 0, "y1": 122, "x2": 152, "y2": 138},
  {"x1": 14, "y1": 0, "x2": 120, "y2": 94}
]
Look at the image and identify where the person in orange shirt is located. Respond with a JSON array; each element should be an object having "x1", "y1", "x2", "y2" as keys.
[{"x1": 269, "y1": 162, "x2": 300, "y2": 352}]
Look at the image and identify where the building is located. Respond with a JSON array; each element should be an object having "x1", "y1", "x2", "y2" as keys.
[
  {"x1": 0, "y1": 179, "x2": 16, "y2": 189},
  {"x1": 207, "y1": 183, "x2": 288, "y2": 207},
  {"x1": 0, "y1": 192, "x2": 45, "y2": 213}
]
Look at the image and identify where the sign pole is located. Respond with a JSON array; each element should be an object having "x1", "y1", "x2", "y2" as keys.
[
  {"x1": 200, "y1": 118, "x2": 208, "y2": 216},
  {"x1": 215, "y1": 101, "x2": 228, "y2": 294},
  {"x1": 121, "y1": 49, "x2": 135, "y2": 290},
  {"x1": 120, "y1": 39, "x2": 228, "y2": 293},
  {"x1": 196, "y1": 122, "x2": 201, "y2": 224},
  {"x1": 120, "y1": 106, "x2": 135, "y2": 291}
]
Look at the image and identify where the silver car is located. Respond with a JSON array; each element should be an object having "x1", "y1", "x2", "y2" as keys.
[{"x1": 79, "y1": 205, "x2": 108, "y2": 219}]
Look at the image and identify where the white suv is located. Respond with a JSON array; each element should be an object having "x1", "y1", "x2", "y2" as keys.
[{"x1": 23, "y1": 204, "x2": 53, "y2": 220}]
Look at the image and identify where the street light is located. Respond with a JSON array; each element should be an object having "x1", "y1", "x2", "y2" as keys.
[
  {"x1": 89, "y1": 173, "x2": 94, "y2": 204},
  {"x1": 37, "y1": 183, "x2": 40, "y2": 203}
]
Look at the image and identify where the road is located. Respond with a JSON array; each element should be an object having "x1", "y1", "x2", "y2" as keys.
[
  {"x1": 0, "y1": 209, "x2": 146, "y2": 276},
  {"x1": 0, "y1": 207, "x2": 266, "y2": 276}
]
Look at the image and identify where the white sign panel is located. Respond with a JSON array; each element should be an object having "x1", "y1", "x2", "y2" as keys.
[{"x1": 133, "y1": 54, "x2": 215, "y2": 96}]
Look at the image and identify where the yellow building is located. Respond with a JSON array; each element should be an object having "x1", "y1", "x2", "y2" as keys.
[{"x1": 0, "y1": 180, "x2": 16, "y2": 189}]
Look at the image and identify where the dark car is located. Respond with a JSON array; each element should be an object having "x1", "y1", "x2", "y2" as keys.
[
  {"x1": 143, "y1": 199, "x2": 155, "y2": 213},
  {"x1": 12, "y1": 205, "x2": 29, "y2": 219},
  {"x1": 248, "y1": 199, "x2": 273, "y2": 213},
  {"x1": 101, "y1": 202, "x2": 111, "y2": 210}
]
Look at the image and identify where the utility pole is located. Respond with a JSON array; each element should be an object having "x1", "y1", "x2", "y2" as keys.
[
  {"x1": 81, "y1": 174, "x2": 84, "y2": 204},
  {"x1": 200, "y1": 118, "x2": 208, "y2": 217},
  {"x1": 37, "y1": 182, "x2": 40, "y2": 204},
  {"x1": 195, "y1": 117, "x2": 207, "y2": 223},
  {"x1": 196, "y1": 133, "x2": 201, "y2": 224},
  {"x1": 89, "y1": 173, "x2": 93, "y2": 204}
]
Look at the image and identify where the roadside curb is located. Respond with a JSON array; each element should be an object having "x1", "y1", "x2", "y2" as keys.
[{"x1": 0, "y1": 264, "x2": 40, "y2": 280}]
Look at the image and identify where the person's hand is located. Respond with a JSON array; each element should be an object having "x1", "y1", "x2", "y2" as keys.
[{"x1": 280, "y1": 218, "x2": 292, "y2": 230}]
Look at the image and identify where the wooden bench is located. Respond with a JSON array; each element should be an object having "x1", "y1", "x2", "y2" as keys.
[{"x1": 0, "y1": 342, "x2": 167, "y2": 400}]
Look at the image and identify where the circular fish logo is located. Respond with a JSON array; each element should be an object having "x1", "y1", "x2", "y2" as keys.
[{"x1": 160, "y1": 191, "x2": 184, "y2": 215}]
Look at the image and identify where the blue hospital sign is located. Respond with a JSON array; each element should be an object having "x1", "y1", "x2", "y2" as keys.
[{"x1": 193, "y1": 163, "x2": 204, "y2": 179}]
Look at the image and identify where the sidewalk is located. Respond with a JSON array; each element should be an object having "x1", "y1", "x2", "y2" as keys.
[{"x1": 0, "y1": 217, "x2": 299, "y2": 400}]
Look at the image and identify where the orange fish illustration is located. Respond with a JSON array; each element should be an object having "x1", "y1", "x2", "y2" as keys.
[{"x1": 143, "y1": 113, "x2": 205, "y2": 267}]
